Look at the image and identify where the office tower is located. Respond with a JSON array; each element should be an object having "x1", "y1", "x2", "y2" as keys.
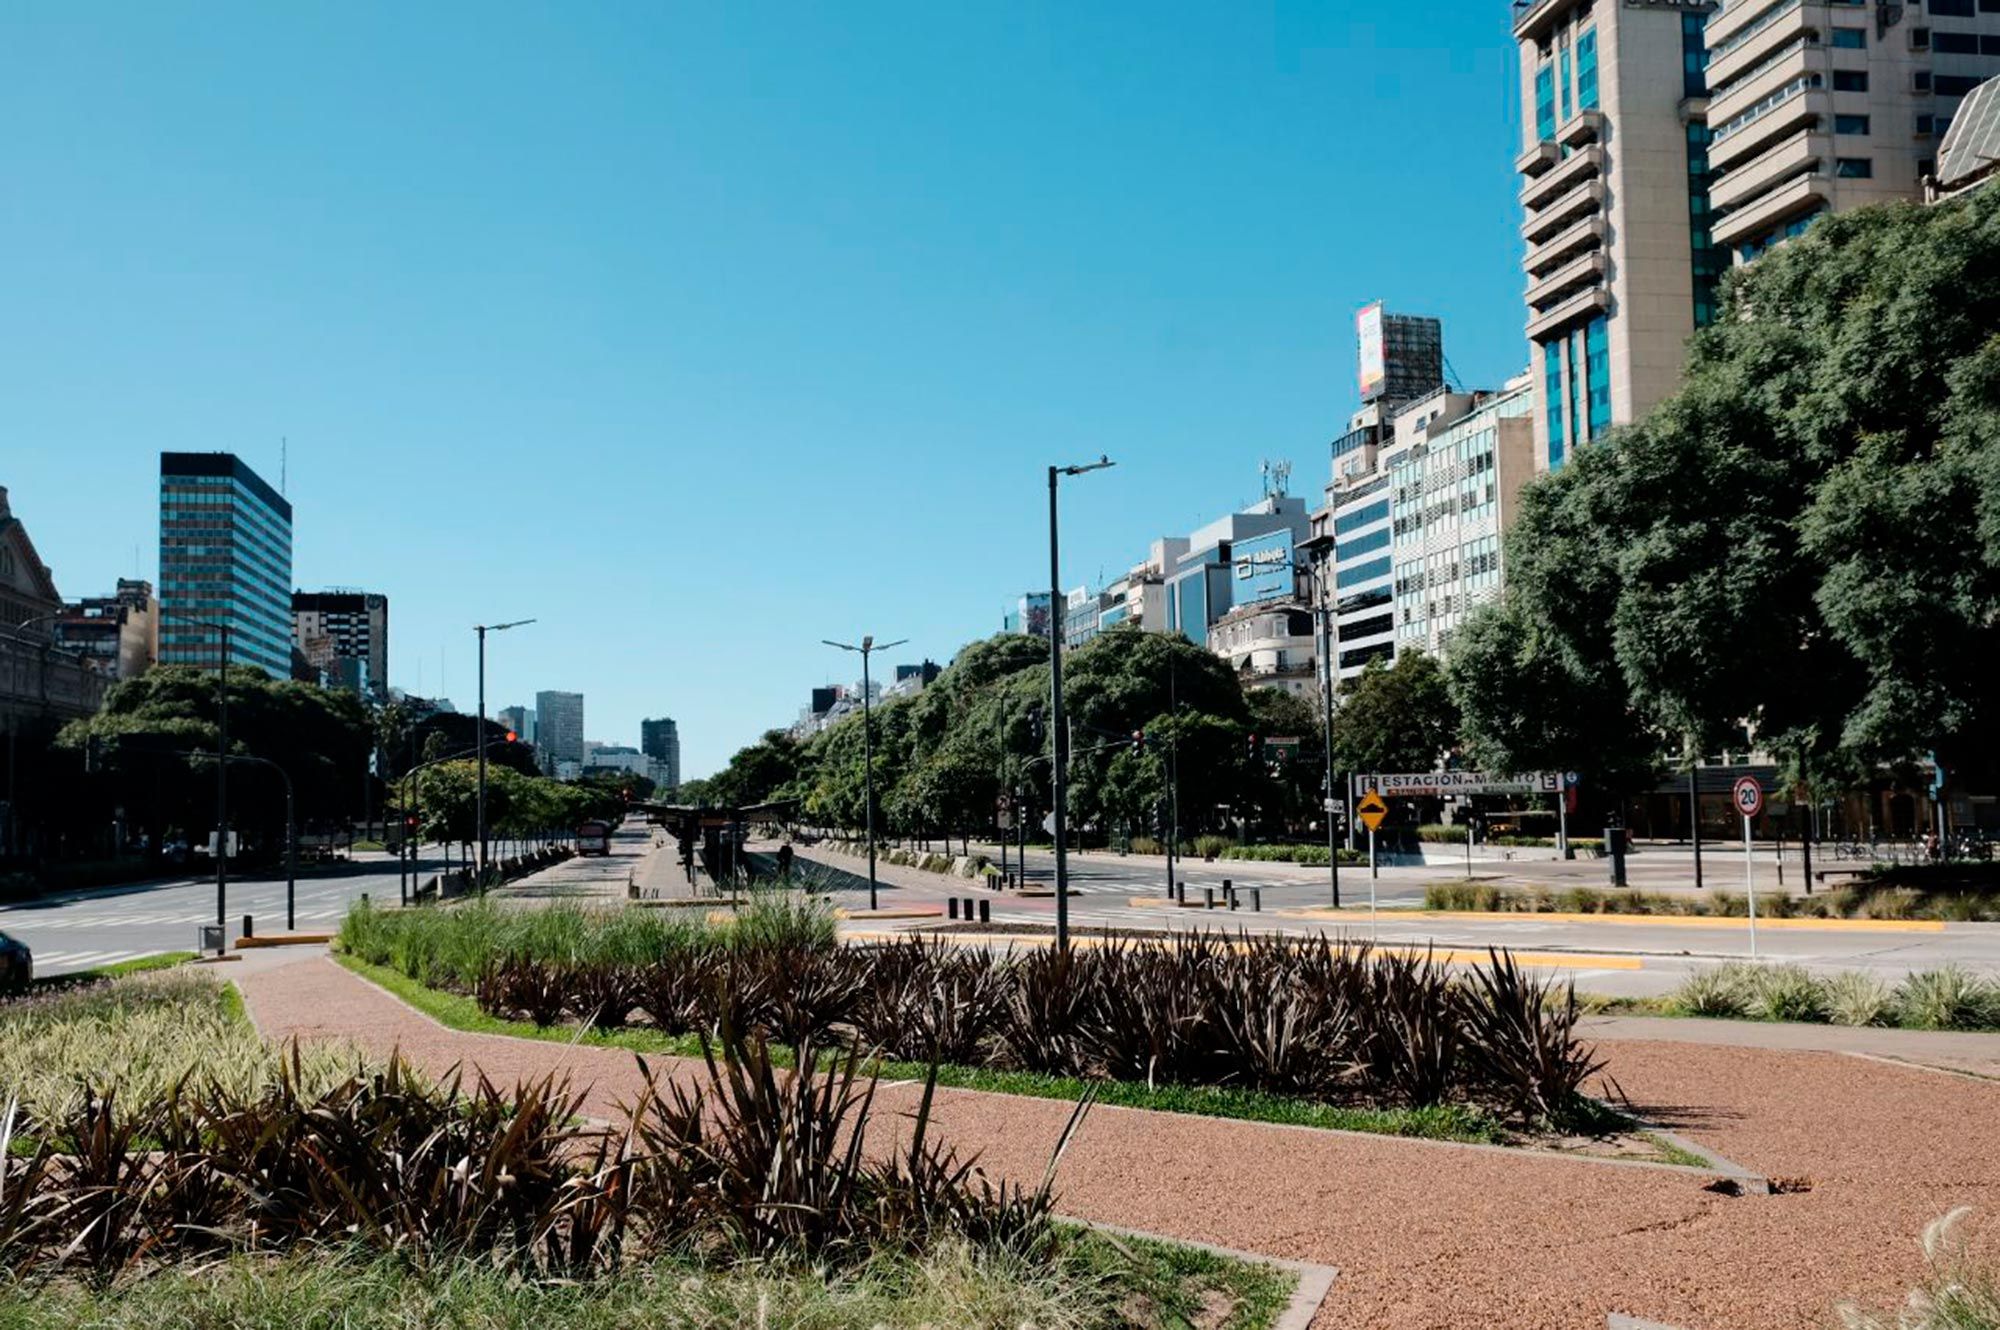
[
  {"x1": 1514, "y1": 0, "x2": 1722, "y2": 472},
  {"x1": 1706, "y1": 3, "x2": 2000, "y2": 260},
  {"x1": 57, "y1": 579, "x2": 159, "y2": 680},
  {"x1": 292, "y1": 590, "x2": 389, "y2": 697},
  {"x1": 158, "y1": 453, "x2": 294, "y2": 676},
  {"x1": 640, "y1": 717, "x2": 681, "y2": 792},
  {"x1": 534, "y1": 690, "x2": 584, "y2": 775}
]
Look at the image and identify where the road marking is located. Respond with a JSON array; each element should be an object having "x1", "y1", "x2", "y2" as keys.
[{"x1": 1275, "y1": 908, "x2": 1948, "y2": 933}]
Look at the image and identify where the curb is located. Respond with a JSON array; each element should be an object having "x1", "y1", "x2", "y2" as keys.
[
  {"x1": 1075, "y1": 1218, "x2": 1336, "y2": 1330},
  {"x1": 236, "y1": 933, "x2": 334, "y2": 949},
  {"x1": 1283, "y1": 907, "x2": 1948, "y2": 934}
]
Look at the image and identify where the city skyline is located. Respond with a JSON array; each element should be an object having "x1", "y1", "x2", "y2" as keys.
[{"x1": 3, "y1": 1, "x2": 1529, "y2": 779}]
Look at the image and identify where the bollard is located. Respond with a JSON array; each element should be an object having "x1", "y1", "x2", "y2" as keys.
[
  {"x1": 978, "y1": 899, "x2": 991, "y2": 923},
  {"x1": 361, "y1": 893, "x2": 369, "y2": 907},
  {"x1": 243, "y1": 914, "x2": 253, "y2": 939},
  {"x1": 1251, "y1": 887, "x2": 1262, "y2": 912},
  {"x1": 948, "y1": 898, "x2": 960, "y2": 920},
  {"x1": 1204, "y1": 886, "x2": 1215, "y2": 910},
  {"x1": 1225, "y1": 878, "x2": 1237, "y2": 910}
]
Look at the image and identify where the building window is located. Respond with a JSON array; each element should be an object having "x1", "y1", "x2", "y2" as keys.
[
  {"x1": 1833, "y1": 69, "x2": 1869, "y2": 92},
  {"x1": 1937, "y1": 74, "x2": 1984, "y2": 96},
  {"x1": 1835, "y1": 157, "x2": 1873, "y2": 177},
  {"x1": 1834, "y1": 114, "x2": 1871, "y2": 134},
  {"x1": 1683, "y1": 12, "x2": 1710, "y2": 97},
  {"x1": 1577, "y1": 28, "x2": 1599, "y2": 110},
  {"x1": 1917, "y1": 113, "x2": 1936, "y2": 134},
  {"x1": 1830, "y1": 27, "x2": 1867, "y2": 48},
  {"x1": 1932, "y1": 31, "x2": 1979, "y2": 53},
  {"x1": 1559, "y1": 46, "x2": 1573, "y2": 121},
  {"x1": 1930, "y1": 0, "x2": 1975, "y2": 13},
  {"x1": 1585, "y1": 316, "x2": 1610, "y2": 439},
  {"x1": 1535, "y1": 64, "x2": 1556, "y2": 141},
  {"x1": 1543, "y1": 340, "x2": 1566, "y2": 471},
  {"x1": 1916, "y1": 70, "x2": 1933, "y2": 92}
]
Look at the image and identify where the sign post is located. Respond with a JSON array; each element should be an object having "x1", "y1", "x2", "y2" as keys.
[
  {"x1": 1559, "y1": 771, "x2": 1578, "y2": 858},
  {"x1": 1733, "y1": 775, "x2": 1765, "y2": 958},
  {"x1": 1356, "y1": 791, "x2": 1389, "y2": 929}
]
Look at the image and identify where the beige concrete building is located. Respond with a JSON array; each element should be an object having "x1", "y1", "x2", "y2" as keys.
[
  {"x1": 1514, "y1": 0, "x2": 1723, "y2": 472},
  {"x1": 1706, "y1": 0, "x2": 2000, "y2": 259}
]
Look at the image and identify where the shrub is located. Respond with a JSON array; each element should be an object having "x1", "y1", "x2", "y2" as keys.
[
  {"x1": 1458, "y1": 949, "x2": 1605, "y2": 1129},
  {"x1": 1823, "y1": 971, "x2": 1894, "y2": 1028},
  {"x1": 1667, "y1": 964, "x2": 1757, "y2": 1019},
  {"x1": 1191, "y1": 835, "x2": 1232, "y2": 859},
  {"x1": 1748, "y1": 965, "x2": 1828, "y2": 1023},
  {"x1": 1837, "y1": 1207, "x2": 2000, "y2": 1330},
  {"x1": 1896, "y1": 966, "x2": 1998, "y2": 1031}
]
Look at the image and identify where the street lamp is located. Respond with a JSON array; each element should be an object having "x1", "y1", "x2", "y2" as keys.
[
  {"x1": 475, "y1": 619, "x2": 536, "y2": 885},
  {"x1": 158, "y1": 607, "x2": 232, "y2": 956},
  {"x1": 823, "y1": 634, "x2": 906, "y2": 911},
  {"x1": 1048, "y1": 455, "x2": 1115, "y2": 952}
]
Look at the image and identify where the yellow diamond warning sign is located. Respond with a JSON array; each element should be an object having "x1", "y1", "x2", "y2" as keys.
[{"x1": 1356, "y1": 791, "x2": 1389, "y2": 832}]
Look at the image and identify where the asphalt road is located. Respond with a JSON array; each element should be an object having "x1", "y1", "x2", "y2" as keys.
[{"x1": 0, "y1": 849, "x2": 451, "y2": 976}]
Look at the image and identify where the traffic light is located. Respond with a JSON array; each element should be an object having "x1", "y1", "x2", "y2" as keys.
[
  {"x1": 1132, "y1": 729, "x2": 1146, "y2": 753},
  {"x1": 504, "y1": 729, "x2": 518, "y2": 743},
  {"x1": 404, "y1": 813, "x2": 419, "y2": 833},
  {"x1": 1027, "y1": 705, "x2": 1046, "y2": 746},
  {"x1": 1246, "y1": 733, "x2": 1260, "y2": 761}
]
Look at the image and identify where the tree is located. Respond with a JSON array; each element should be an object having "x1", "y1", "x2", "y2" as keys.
[{"x1": 1328, "y1": 652, "x2": 1458, "y2": 776}]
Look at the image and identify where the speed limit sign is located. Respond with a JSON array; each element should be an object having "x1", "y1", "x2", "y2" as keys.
[{"x1": 1732, "y1": 775, "x2": 1764, "y2": 819}]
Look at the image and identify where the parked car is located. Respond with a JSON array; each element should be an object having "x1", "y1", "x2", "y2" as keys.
[{"x1": 0, "y1": 933, "x2": 32, "y2": 991}]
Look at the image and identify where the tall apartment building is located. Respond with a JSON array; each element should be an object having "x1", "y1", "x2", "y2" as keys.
[
  {"x1": 291, "y1": 590, "x2": 388, "y2": 698},
  {"x1": 1513, "y1": 0, "x2": 1723, "y2": 473},
  {"x1": 56, "y1": 579, "x2": 158, "y2": 680},
  {"x1": 534, "y1": 690, "x2": 584, "y2": 776},
  {"x1": 1705, "y1": 0, "x2": 2000, "y2": 260},
  {"x1": 158, "y1": 453, "x2": 294, "y2": 677},
  {"x1": 640, "y1": 716, "x2": 681, "y2": 793}
]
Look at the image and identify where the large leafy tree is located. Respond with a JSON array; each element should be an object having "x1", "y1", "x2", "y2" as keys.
[
  {"x1": 1452, "y1": 187, "x2": 2000, "y2": 796},
  {"x1": 1328, "y1": 651, "x2": 1459, "y2": 776}
]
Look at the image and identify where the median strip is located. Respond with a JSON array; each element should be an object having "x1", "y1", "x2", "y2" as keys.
[{"x1": 1276, "y1": 908, "x2": 1947, "y2": 933}]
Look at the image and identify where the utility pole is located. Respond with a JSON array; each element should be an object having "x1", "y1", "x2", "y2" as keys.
[
  {"x1": 1047, "y1": 456, "x2": 1115, "y2": 952},
  {"x1": 474, "y1": 619, "x2": 535, "y2": 886},
  {"x1": 1314, "y1": 557, "x2": 1342, "y2": 908},
  {"x1": 215, "y1": 624, "x2": 229, "y2": 956},
  {"x1": 824, "y1": 634, "x2": 906, "y2": 912}
]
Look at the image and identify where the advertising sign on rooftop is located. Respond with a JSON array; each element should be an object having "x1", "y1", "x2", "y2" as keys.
[{"x1": 1357, "y1": 301, "x2": 1387, "y2": 402}]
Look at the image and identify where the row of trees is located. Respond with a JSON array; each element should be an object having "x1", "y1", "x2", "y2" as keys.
[{"x1": 692, "y1": 188, "x2": 2000, "y2": 840}]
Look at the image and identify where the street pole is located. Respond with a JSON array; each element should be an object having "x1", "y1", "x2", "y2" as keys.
[
  {"x1": 215, "y1": 624, "x2": 229, "y2": 957},
  {"x1": 1744, "y1": 810, "x2": 1758, "y2": 959},
  {"x1": 824, "y1": 634, "x2": 906, "y2": 913},
  {"x1": 474, "y1": 619, "x2": 535, "y2": 888},
  {"x1": 1046, "y1": 456, "x2": 1114, "y2": 953},
  {"x1": 1689, "y1": 762, "x2": 1704, "y2": 891},
  {"x1": 1165, "y1": 658, "x2": 1178, "y2": 903},
  {"x1": 1315, "y1": 559, "x2": 1341, "y2": 908}
]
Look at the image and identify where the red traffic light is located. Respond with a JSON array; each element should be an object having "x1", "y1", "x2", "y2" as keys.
[{"x1": 504, "y1": 729, "x2": 518, "y2": 743}]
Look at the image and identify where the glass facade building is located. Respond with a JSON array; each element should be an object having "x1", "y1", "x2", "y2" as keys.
[{"x1": 158, "y1": 453, "x2": 294, "y2": 678}]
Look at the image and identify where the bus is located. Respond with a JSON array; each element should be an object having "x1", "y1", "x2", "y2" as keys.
[{"x1": 574, "y1": 819, "x2": 612, "y2": 856}]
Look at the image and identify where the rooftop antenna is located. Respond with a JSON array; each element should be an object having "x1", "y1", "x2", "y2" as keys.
[{"x1": 1261, "y1": 459, "x2": 1292, "y2": 499}]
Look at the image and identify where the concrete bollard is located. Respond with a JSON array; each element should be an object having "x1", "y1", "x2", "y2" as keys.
[
  {"x1": 242, "y1": 914, "x2": 253, "y2": 939},
  {"x1": 948, "y1": 898, "x2": 960, "y2": 920},
  {"x1": 978, "y1": 899, "x2": 991, "y2": 923},
  {"x1": 1204, "y1": 886, "x2": 1215, "y2": 910},
  {"x1": 1251, "y1": 887, "x2": 1262, "y2": 912},
  {"x1": 1225, "y1": 879, "x2": 1237, "y2": 910}
]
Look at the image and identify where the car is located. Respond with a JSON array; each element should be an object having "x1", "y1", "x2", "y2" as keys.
[{"x1": 0, "y1": 933, "x2": 32, "y2": 991}]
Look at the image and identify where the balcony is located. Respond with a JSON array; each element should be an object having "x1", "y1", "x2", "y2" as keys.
[
  {"x1": 1516, "y1": 139, "x2": 1560, "y2": 177},
  {"x1": 1706, "y1": 1, "x2": 1810, "y2": 89},
  {"x1": 1557, "y1": 108, "x2": 1607, "y2": 149},
  {"x1": 1521, "y1": 143, "x2": 1604, "y2": 211},
  {"x1": 1520, "y1": 179, "x2": 1604, "y2": 244},
  {"x1": 1712, "y1": 171, "x2": 1833, "y2": 249},
  {"x1": 1524, "y1": 213, "x2": 1608, "y2": 276},
  {"x1": 1525, "y1": 284, "x2": 1609, "y2": 341},
  {"x1": 1706, "y1": 0, "x2": 1800, "y2": 54},
  {"x1": 1707, "y1": 42, "x2": 1815, "y2": 129},
  {"x1": 1525, "y1": 250, "x2": 1606, "y2": 311},
  {"x1": 1710, "y1": 128, "x2": 1830, "y2": 214},
  {"x1": 1710, "y1": 85, "x2": 1827, "y2": 171}
]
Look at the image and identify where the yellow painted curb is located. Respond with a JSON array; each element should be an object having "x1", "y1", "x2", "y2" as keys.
[
  {"x1": 835, "y1": 907, "x2": 946, "y2": 921},
  {"x1": 1276, "y1": 908, "x2": 1946, "y2": 933},
  {"x1": 836, "y1": 929, "x2": 1641, "y2": 970},
  {"x1": 234, "y1": 933, "x2": 334, "y2": 949}
]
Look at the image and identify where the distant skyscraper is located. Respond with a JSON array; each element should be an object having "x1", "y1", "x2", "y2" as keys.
[
  {"x1": 534, "y1": 690, "x2": 584, "y2": 775},
  {"x1": 292, "y1": 590, "x2": 388, "y2": 698},
  {"x1": 158, "y1": 453, "x2": 293, "y2": 677},
  {"x1": 641, "y1": 717, "x2": 681, "y2": 792}
]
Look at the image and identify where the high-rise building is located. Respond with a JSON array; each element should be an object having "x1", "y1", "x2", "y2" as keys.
[
  {"x1": 1705, "y1": 3, "x2": 2000, "y2": 261},
  {"x1": 534, "y1": 690, "x2": 584, "y2": 775},
  {"x1": 640, "y1": 717, "x2": 681, "y2": 793},
  {"x1": 158, "y1": 453, "x2": 294, "y2": 677},
  {"x1": 1513, "y1": 0, "x2": 1723, "y2": 473},
  {"x1": 292, "y1": 590, "x2": 388, "y2": 698}
]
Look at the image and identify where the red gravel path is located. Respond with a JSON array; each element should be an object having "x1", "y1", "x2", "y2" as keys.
[{"x1": 239, "y1": 952, "x2": 2000, "y2": 1330}]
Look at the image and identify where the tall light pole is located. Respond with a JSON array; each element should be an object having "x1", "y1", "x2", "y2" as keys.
[
  {"x1": 823, "y1": 635, "x2": 905, "y2": 911},
  {"x1": 1048, "y1": 455, "x2": 1115, "y2": 952},
  {"x1": 159, "y1": 607, "x2": 231, "y2": 956},
  {"x1": 475, "y1": 619, "x2": 535, "y2": 884},
  {"x1": 1310, "y1": 555, "x2": 1342, "y2": 909}
]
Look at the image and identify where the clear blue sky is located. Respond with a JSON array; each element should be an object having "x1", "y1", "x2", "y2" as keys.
[{"x1": 3, "y1": 1, "x2": 1526, "y2": 780}]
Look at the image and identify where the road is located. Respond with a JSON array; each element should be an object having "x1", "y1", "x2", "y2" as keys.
[{"x1": 0, "y1": 850, "x2": 452, "y2": 976}]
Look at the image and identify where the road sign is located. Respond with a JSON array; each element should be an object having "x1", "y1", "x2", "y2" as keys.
[
  {"x1": 1356, "y1": 791, "x2": 1389, "y2": 832},
  {"x1": 1732, "y1": 776, "x2": 1764, "y2": 819},
  {"x1": 1360, "y1": 771, "x2": 1560, "y2": 796},
  {"x1": 1042, "y1": 812, "x2": 1057, "y2": 836},
  {"x1": 1564, "y1": 771, "x2": 1580, "y2": 788}
]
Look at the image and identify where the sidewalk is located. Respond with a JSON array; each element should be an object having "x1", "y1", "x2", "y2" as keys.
[{"x1": 238, "y1": 948, "x2": 2000, "y2": 1330}]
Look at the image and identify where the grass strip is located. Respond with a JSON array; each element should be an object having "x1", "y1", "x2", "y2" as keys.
[
  {"x1": 337, "y1": 952, "x2": 1507, "y2": 1143},
  {"x1": 1636, "y1": 1132, "x2": 1714, "y2": 1171},
  {"x1": 29, "y1": 950, "x2": 197, "y2": 990}
]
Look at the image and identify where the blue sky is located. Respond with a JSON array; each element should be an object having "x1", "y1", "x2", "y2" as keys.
[{"x1": 3, "y1": 1, "x2": 1527, "y2": 779}]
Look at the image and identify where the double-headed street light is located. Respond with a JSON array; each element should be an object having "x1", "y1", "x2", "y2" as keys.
[
  {"x1": 1048, "y1": 455, "x2": 1115, "y2": 953},
  {"x1": 475, "y1": 619, "x2": 536, "y2": 883},
  {"x1": 823, "y1": 634, "x2": 905, "y2": 912},
  {"x1": 157, "y1": 608, "x2": 233, "y2": 956}
]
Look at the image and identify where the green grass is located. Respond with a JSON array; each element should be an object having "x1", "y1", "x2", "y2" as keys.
[
  {"x1": 339, "y1": 952, "x2": 1510, "y2": 1145},
  {"x1": 27, "y1": 950, "x2": 196, "y2": 990},
  {"x1": 0, "y1": 1228, "x2": 1296, "y2": 1330},
  {"x1": 1636, "y1": 1131, "x2": 1714, "y2": 1171}
]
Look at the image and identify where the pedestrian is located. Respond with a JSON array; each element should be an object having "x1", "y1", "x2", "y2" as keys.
[{"x1": 776, "y1": 842, "x2": 795, "y2": 879}]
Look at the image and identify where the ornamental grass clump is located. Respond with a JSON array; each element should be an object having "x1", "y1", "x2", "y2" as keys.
[
  {"x1": 1667, "y1": 963, "x2": 1758, "y2": 1019},
  {"x1": 1748, "y1": 965, "x2": 1829, "y2": 1023},
  {"x1": 1895, "y1": 966, "x2": 1999, "y2": 1031},
  {"x1": 1823, "y1": 970, "x2": 1895, "y2": 1028}
]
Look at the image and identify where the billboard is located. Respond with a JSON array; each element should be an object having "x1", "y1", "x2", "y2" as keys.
[{"x1": 1356, "y1": 301, "x2": 1386, "y2": 402}]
